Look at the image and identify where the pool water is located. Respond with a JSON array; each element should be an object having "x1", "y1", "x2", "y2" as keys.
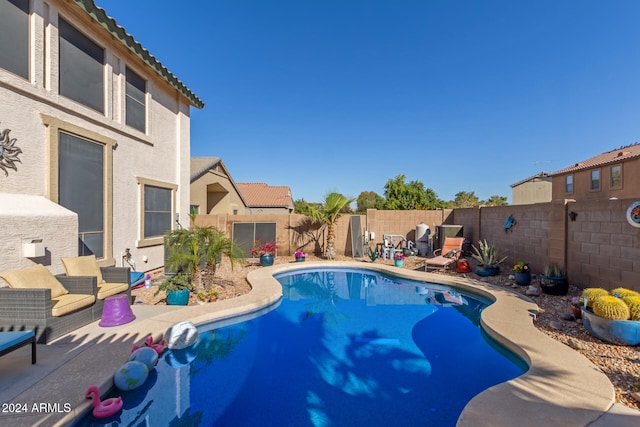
[{"x1": 75, "y1": 267, "x2": 525, "y2": 427}]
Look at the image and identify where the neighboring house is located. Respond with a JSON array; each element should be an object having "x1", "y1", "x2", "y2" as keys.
[
  {"x1": 0, "y1": 0, "x2": 203, "y2": 275},
  {"x1": 236, "y1": 183, "x2": 294, "y2": 214},
  {"x1": 549, "y1": 143, "x2": 640, "y2": 201},
  {"x1": 190, "y1": 157, "x2": 248, "y2": 215},
  {"x1": 510, "y1": 172, "x2": 552, "y2": 205}
]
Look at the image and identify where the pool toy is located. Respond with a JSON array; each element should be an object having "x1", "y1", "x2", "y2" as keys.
[
  {"x1": 114, "y1": 361, "x2": 149, "y2": 391},
  {"x1": 129, "y1": 347, "x2": 158, "y2": 370},
  {"x1": 132, "y1": 335, "x2": 165, "y2": 355},
  {"x1": 165, "y1": 321, "x2": 199, "y2": 350},
  {"x1": 85, "y1": 385, "x2": 123, "y2": 418}
]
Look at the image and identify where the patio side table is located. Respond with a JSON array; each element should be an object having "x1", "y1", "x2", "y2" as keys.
[{"x1": 0, "y1": 330, "x2": 36, "y2": 364}]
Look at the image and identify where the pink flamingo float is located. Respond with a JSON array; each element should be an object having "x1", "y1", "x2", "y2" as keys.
[
  {"x1": 131, "y1": 335, "x2": 165, "y2": 355},
  {"x1": 85, "y1": 386, "x2": 123, "y2": 418}
]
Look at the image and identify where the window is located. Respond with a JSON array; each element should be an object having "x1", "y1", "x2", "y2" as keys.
[
  {"x1": 41, "y1": 114, "x2": 115, "y2": 264},
  {"x1": 565, "y1": 175, "x2": 573, "y2": 193},
  {"x1": 590, "y1": 169, "x2": 600, "y2": 191},
  {"x1": 59, "y1": 132, "x2": 104, "y2": 258},
  {"x1": 190, "y1": 205, "x2": 200, "y2": 216},
  {"x1": 610, "y1": 165, "x2": 622, "y2": 189},
  {"x1": 0, "y1": 0, "x2": 29, "y2": 79},
  {"x1": 59, "y1": 17, "x2": 104, "y2": 113},
  {"x1": 125, "y1": 67, "x2": 146, "y2": 132},
  {"x1": 137, "y1": 177, "x2": 177, "y2": 247}
]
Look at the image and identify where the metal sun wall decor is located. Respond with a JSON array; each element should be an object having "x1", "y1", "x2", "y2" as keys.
[{"x1": 0, "y1": 126, "x2": 22, "y2": 177}]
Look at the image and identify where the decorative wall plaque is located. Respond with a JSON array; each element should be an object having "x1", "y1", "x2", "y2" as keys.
[
  {"x1": 0, "y1": 126, "x2": 22, "y2": 177},
  {"x1": 626, "y1": 201, "x2": 640, "y2": 228}
]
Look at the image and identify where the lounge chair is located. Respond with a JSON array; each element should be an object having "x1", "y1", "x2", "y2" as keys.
[
  {"x1": 0, "y1": 264, "x2": 97, "y2": 343},
  {"x1": 60, "y1": 255, "x2": 130, "y2": 321},
  {"x1": 424, "y1": 237, "x2": 465, "y2": 272}
]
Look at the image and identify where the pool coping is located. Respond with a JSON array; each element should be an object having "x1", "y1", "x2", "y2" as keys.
[{"x1": 4, "y1": 261, "x2": 620, "y2": 426}]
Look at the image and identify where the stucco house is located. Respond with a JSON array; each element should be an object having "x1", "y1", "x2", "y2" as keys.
[
  {"x1": 190, "y1": 157, "x2": 248, "y2": 215},
  {"x1": 236, "y1": 182, "x2": 294, "y2": 214},
  {"x1": 0, "y1": 0, "x2": 203, "y2": 276},
  {"x1": 549, "y1": 143, "x2": 640, "y2": 201},
  {"x1": 510, "y1": 172, "x2": 552, "y2": 205}
]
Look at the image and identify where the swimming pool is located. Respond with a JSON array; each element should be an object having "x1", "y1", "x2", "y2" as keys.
[{"x1": 75, "y1": 267, "x2": 526, "y2": 426}]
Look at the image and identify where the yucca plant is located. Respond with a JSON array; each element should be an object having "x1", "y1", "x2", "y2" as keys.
[{"x1": 470, "y1": 240, "x2": 507, "y2": 268}]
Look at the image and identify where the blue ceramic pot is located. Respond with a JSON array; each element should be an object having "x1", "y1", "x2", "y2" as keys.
[
  {"x1": 540, "y1": 275, "x2": 568, "y2": 295},
  {"x1": 295, "y1": 256, "x2": 305, "y2": 262},
  {"x1": 166, "y1": 289, "x2": 190, "y2": 306},
  {"x1": 260, "y1": 254, "x2": 274, "y2": 267},
  {"x1": 394, "y1": 260, "x2": 404, "y2": 267},
  {"x1": 514, "y1": 271, "x2": 531, "y2": 286},
  {"x1": 475, "y1": 266, "x2": 499, "y2": 277},
  {"x1": 582, "y1": 308, "x2": 640, "y2": 345}
]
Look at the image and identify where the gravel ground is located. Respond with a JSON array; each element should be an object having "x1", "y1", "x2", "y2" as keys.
[{"x1": 132, "y1": 254, "x2": 640, "y2": 411}]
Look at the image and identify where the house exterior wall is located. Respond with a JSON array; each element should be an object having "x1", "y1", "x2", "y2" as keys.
[
  {"x1": 551, "y1": 157, "x2": 640, "y2": 201},
  {"x1": 512, "y1": 179, "x2": 552, "y2": 205},
  {"x1": 191, "y1": 170, "x2": 247, "y2": 215},
  {"x1": 0, "y1": 0, "x2": 193, "y2": 275}
]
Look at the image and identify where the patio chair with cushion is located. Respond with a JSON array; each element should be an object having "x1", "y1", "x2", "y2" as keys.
[
  {"x1": 0, "y1": 264, "x2": 97, "y2": 343},
  {"x1": 424, "y1": 237, "x2": 465, "y2": 272},
  {"x1": 60, "y1": 255, "x2": 130, "y2": 321}
]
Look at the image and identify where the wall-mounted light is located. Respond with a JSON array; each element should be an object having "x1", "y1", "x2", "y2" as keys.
[{"x1": 568, "y1": 211, "x2": 578, "y2": 221}]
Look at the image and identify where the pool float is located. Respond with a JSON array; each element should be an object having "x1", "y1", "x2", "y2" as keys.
[
  {"x1": 165, "y1": 321, "x2": 199, "y2": 350},
  {"x1": 129, "y1": 347, "x2": 158, "y2": 370},
  {"x1": 114, "y1": 361, "x2": 149, "y2": 391},
  {"x1": 132, "y1": 335, "x2": 165, "y2": 355},
  {"x1": 85, "y1": 385, "x2": 123, "y2": 418}
]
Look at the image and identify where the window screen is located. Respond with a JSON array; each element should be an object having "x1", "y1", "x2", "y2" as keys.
[
  {"x1": 144, "y1": 185, "x2": 172, "y2": 238},
  {"x1": 126, "y1": 67, "x2": 146, "y2": 132},
  {"x1": 59, "y1": 17, "x2": 104, "y2": 113},
  {"x1": 0, "y1": 0, "x2": 29, "y2": 78},
  {"x1": 58, "y1": 132, "x2": 104, "y2": 258}
]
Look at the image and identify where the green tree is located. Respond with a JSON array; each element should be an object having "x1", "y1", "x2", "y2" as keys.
[
  {"x1": 294, "y1": 198, "x2": 311, "y2": 214},
  {"x1": 164, "y1": 225, "x2": 244, "y2": 293},
  {"x1": 356, "y1": 191, "x2": 385, "y2": 213},
  {"x1": 308, "y1": 192, "x2": 355, "y2": 260},
  {"x1": 383, "y1": 175, "x2": 429, "y2": 210},
  {"x1": 483, "y1": 195, "x2": 508, "y2": 206},
  {"x1": 452, "y1": 191, "x2": 480, "y2": 208}
]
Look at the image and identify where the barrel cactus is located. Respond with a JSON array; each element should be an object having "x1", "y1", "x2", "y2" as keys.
[
  {"x1": 581, "y1": 288, "x2": 609, "y2": 308},
  {"x1": 593, "y1": 296, "x2": 630, "y2": 320},
  {"x1": 623, "y1": 296, "x2": 640, "y2": 321},
  {"x1": 610, "y1": 287, "x2": 640, "y2": 299}
]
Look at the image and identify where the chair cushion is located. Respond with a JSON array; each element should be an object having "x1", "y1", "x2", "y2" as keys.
[
  {"x1": 51, "y1": 293, "x2": 95, "y2": 317},
  {"x1": 0, "y1": 264, "x2": 69, "y2": 298},
  {"x1": 97, "y1": 282, "x2": 129, "y2": 300},
  {"x1": 61, "y1": 255, "x2": 104, "y2": 284},
  {"x1": 444, "y1": 249, "x2": 460, "y2": 258}
]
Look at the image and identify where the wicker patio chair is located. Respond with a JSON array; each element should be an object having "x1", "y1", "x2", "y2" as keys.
[
  {"x1": 0, "y1": 265, "x2": 97, "y2": 344},
  {"x1": 61, "y1": 255, "x2": 131, "y2": 321}
]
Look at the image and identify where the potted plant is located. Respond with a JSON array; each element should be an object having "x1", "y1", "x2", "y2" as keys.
[
  {"x1": 580, "y1": 287, "x2": 640, "y2": 345},
  {"x1": 470, "y1": 240, "x2": 507, "y2": 276},
  {"x1": 294, "y1": 251, "x2": 306, "y2": 262},
  {"x1": 512, "y1": 260, "x2": 531, "y2": 286},
  {"x1": 251, "y1": 239, "x2": 277, "y2": 266},
  {"x1": 367, "y1": 246, "x2": 379, "y2": 262},
  {"x1": 570, "y1": 296, "x2": 583, "y2": 319},
  {"x1": 540, "y1": 263, "x2": 568, "y2": 295},
  {"x1": 393, "y1": 252, "x2": 405, "y2": 267},
  {"x1": 154, "y1": 274, "x2": 193, "y2": 305}
]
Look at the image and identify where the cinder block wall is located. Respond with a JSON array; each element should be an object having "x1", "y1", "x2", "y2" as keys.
[{"x1": 195, "y1": 199, "x2": 640, "y2": 292}]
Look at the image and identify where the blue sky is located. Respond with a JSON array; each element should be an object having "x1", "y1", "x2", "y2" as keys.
[{"x1": 96, "y1": 0, "x2": 640, "y2": 203}]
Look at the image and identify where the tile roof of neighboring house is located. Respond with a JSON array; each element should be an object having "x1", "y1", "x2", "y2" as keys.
[
  {"x1": 550, "y1": 143, "x2": 640, "y2": 176},
  {"x1": 74, "y1": 0, "x2": 204, "y2": 109},
  {"x1": 190, "y1": 157, "x2": 222, "y2": 182},
  {"x1": 510, "y1": 172, "x2": 551, "y2": 188},
  {"x1": 236, "y1": 182, "x2": 294, "y2": 209}
]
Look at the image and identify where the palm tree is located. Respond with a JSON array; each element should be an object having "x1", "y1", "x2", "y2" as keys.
[
  {"x1": 308, "y1": 192, "x2": 355, "y2": 260},
  {"x1": 165, "y1": 225, "x2": 244, "y2": 292}
]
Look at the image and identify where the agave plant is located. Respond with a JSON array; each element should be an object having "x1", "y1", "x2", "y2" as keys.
[{"x1": 470, "y1": 240, "x2": 507, "y2": 268}]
